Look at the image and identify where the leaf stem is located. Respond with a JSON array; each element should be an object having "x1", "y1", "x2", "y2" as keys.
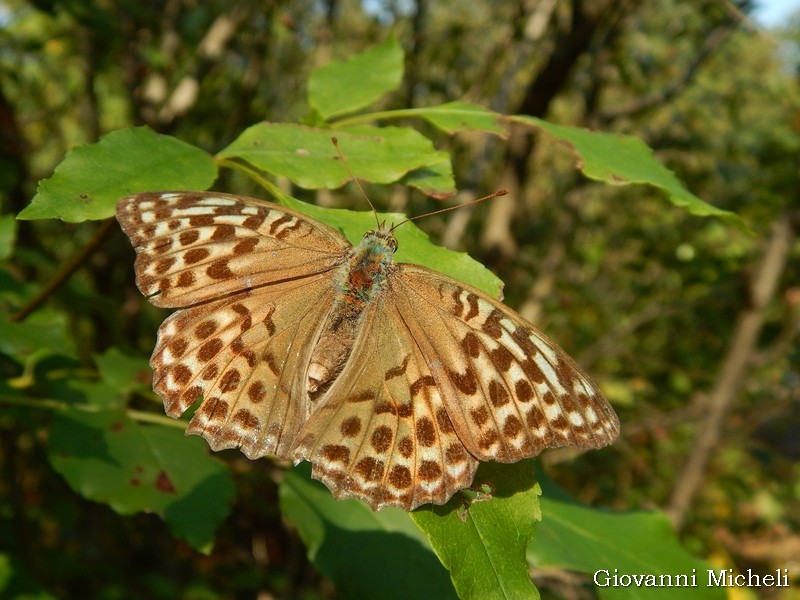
[
  {"x1": 215, "y1": 156, "x2": 291, "y2": 202},
  {"x1": 0, "y1": 395, "x2": 186, "y2": 429},
  {"x1": 331, "y1": 108, "x2": 423, "y2": 128}
]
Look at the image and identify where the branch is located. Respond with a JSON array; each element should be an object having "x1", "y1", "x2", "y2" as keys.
[
  {"x1": 599, "y1": 25, "x2": 732, "y2": 123},
  {"x1": 666, "y1": 212, "x2": 796, "y2": 530},
  {"x1": 10, "y1": 219, "x2": 116, "y2": 323}
]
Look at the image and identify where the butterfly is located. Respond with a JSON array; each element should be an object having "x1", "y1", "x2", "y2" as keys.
[{"x1": 116, "y1": 190, "x2": 619, "y2": 510}]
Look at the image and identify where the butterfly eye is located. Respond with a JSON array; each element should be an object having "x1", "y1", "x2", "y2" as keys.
[{"x1": 387, "y1": 237, "x2": 398, "y2": 252}]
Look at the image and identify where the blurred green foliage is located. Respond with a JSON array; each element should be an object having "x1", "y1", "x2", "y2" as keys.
[{"x1": 1, "y1": 1, "x2": 799, "y2": 598}]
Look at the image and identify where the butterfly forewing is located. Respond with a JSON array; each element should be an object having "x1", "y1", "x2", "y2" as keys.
[
  {"x1": 116, "y1": 191, "x2": 349, "y2": 307},
  {"x1": 117, "y1": 191, "x2": 619, "y2": 511},
  {"x1": 391, "y1": 265, "x2": 619, "y2": 462}
]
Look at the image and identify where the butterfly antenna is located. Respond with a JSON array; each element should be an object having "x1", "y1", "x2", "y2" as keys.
[
  {"x1": 331, "y1": 136, "x2": 381, "y2": 228},
  {"x1": 391, "y1": 189, "x2": 509, "y2": 232}
]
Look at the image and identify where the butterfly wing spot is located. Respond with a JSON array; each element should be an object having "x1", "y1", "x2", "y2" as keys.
[
  {"x1": 232, "y1": 407, "x2": 260, "y2": 430},
  {"x1": 219, "y1": 368, "x2": 241, "y2": 393},
  {"x1": 514, "y1": 379, "x2": 534, "y2": 402},
  {"x1": 183, "y1": 247, "x2": 209, "y2": 263},
  {"x1": 397, "y1": 436, "x2": 414, "y2": 458},
  {"x1": 154, "y1": 257, "x2": 176, "y2": 275},
  {"x1": 196, "y1": 397, "x2": 229, "y2": 423},
  {"x1": 447, "y1": 367, "x2": 479, "y2": 395},
  {"x1": 354, "y1": 456, "x2": 384, "y2": 482},
  {"x1": 419, "y1": 460, "x2": 442, "y2": 481},
  {"x1": 340, "y1": 416, "x2": 362, "y2": 437},
  {"x1": 247, "y1": 381, "x2": 268, "y2": 403},
  {"x1": 194, "y1": 320, "x2": 218, "y2": 339},
  {"x1": 321, "y1": 444, "x2": 351, "y2": 464},
  {"x1": 370, "y1": 425, "x2": 393, "y2": 452},
  {"x1": 488, "y1": 379, "x2": 510, "y2": 407},
  {"x1": 171, "y1": 364, "x2": 192, "y2": 386},
  {"x1": 385, "y1": 355, "x2": 410, "y2": 379},
  {"x1": 415, "y1": 417, "x2": 436, "y2": 447},
  {"x1": 388, "y1": 465, "x2": 413, "y2": 489}
]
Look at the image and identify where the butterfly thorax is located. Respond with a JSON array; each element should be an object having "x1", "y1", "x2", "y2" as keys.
[{"x1": 306, "y1": 227, "x2": 398, "y2": 395}]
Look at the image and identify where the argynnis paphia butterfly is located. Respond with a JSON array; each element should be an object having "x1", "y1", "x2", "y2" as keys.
[{"x1": 117, "y1": 191, "x2": 618, "y2": 510}]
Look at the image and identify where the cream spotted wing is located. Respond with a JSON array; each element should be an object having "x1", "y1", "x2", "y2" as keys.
[
  {"x1": 291, "y1": 263, "x2": 618, "y2": 510},
  {"x1": 117, "y1": 191, "x2": 349, "y2": 459},
  {"x1": 116, "y1": 191, "x2": 348, "y2": 307},
  {"x1": 292, "y1": 294, "x2": 479, "y2": 511},
  {"x1": 391, "y1": 264, "x2": 619, "y2": 462},
  {"x1": 152, "y1": 276, "x2": 337, "y2": 459},
  {"x1": 117, "y1": 191, "x2": 619, "y2": 512}
]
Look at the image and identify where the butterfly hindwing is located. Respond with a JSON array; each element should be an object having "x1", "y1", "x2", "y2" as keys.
[
  {"x1": 292, "y1": 297, "x2": 479, "y2": 510},
  {"x1": 152, "y1": 273, "x2": 338, "y2": 459}
]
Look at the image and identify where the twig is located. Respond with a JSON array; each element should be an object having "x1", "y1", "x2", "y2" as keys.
[
  {"x1": 10, "y1": 218, "x2": 116, "y2": 323},
  {"x1": 598, "y1": 25, "x2": 732, "y2": 123},
  {"x1": 667, "y1": 213, "x2": 795, "y2": 530}
]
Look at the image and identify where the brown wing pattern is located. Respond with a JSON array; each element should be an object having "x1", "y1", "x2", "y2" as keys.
[
  {"x1": 390, "y1": 264, "x2": 619, "y2": 463},
  {"x1": 116, "y1": 191, "x2": 348, "y2": 307},
  {"x1": 292, "y1": 296, "x2": 479, "y2": 511},
  {"x1": 152, "y1": 275, "x2": 337, "y2": 459},
  {"x1": 118, "y1": 191, "x2": 618, "y2": 512},
  {"x1": 116, "y1": 191, "x2": 349, "y2": 459}
]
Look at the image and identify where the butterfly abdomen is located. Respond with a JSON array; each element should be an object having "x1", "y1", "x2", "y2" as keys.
[{"x1": 306, "y1": 229, "x2": 397, "y2": 394}]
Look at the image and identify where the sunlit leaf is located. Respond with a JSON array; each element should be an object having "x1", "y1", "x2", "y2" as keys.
[
  {"x1": 18, "y1": 127, "x2": 218, "y2": 222},
  {"x1": 513, "y1": 116, "x2": 749, "y2": 232},
  {"x1": 48, "y1": 409, "x2": 234, "y2": 550},
  {"x1": 309, "y1": 37, "x2": 404, "y2": 119},
  {"x1": 0, "y1": 215, "x2": 16, "y2": 260},
  {"x1": 411, "y1": 461, "x2": 541, "y2": 600},
  {"x1": 530, "y1": 478, "x2": 725, "y2": 600},
  {"x1": 416, "y1": 102, "x2": 507, "y2": 136},
  {"x1": 219, "y1": 123, "x2": 452, "y2": 193}
]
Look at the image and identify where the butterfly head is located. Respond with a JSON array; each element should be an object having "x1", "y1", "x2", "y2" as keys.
[{"x1": 362, "y1": 225, "x2": 398, "y2": 254}]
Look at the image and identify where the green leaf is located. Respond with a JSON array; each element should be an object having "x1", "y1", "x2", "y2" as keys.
[
  {"x1": 64, "y1": 380, "x2": 124, "y2": 410},
  {"x1": 399, "y1": 152, "x2": 457, "y2": 199},
  {"x1": 530, "y1": 481, "x2": 724, "y2": 600},
  {"x1": 309, "y1": 37, "x2": 404, "y2": 119},
  {"x1": 416, "y1": 102, "x2": 508, "y2": 136},
  {"x1": 18, "y1": 127, "x2": 218, "y2": 222},
  {"x1": 411, "y1": 460, "x2": 541, "y2": 600},
  {"x1": 94, "y1": 347, "x2": 151, "y2": 394},
  {"x1": 0, "y1": 214, "x2": 16, "y2": 260},
  {"x1": 48, "y1": 408, "x2": 234, "y2": 550},
  {"x1": 219, "y1": 123, "x2": 453, "y2": 193},
  {"x1": 512, "y1": 116, "x2": 749, "y2": 232},
  {"x1": 280, "y1": 462, "x2": 457, "y2": 600},
  {"x1": 280, "y1": 197, "x2": 504, "y2": 298},
  {"x1": 0, "y1": 311, "x2": 76, "y2": 359}
]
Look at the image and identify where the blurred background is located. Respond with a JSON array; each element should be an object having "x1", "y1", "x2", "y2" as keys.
[{"x1": 1, "y1": 0, "x2": 798, "y2": 598}]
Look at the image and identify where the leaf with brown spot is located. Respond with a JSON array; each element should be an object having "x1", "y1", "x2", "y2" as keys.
[{"x1": 47, "y1": 407, "x2": 234, "y2": 550}]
